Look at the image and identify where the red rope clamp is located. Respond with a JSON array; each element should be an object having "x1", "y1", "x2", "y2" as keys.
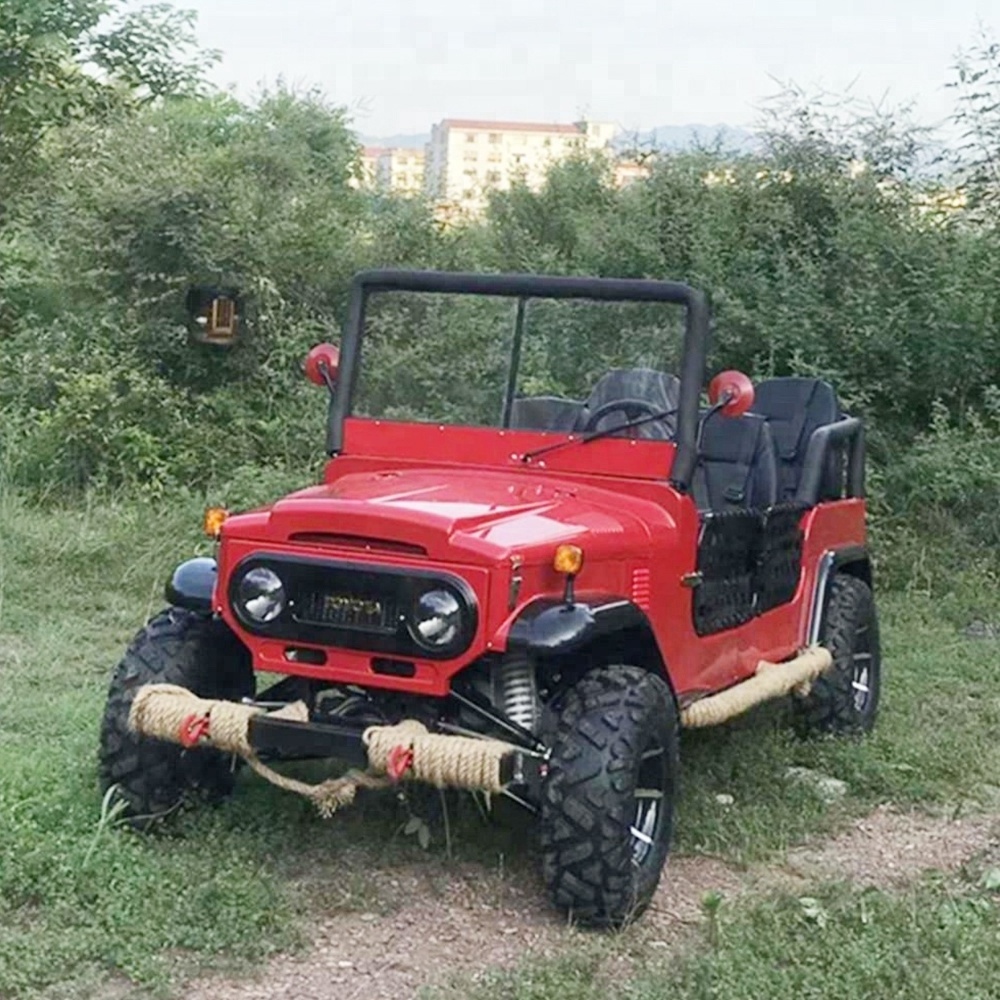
[
  {"x1": 179, "y1": 713, "x2": 211, "y2": 748},
  {"x1": 386, "y1": 744, "x2": 414, "y2": 781}
]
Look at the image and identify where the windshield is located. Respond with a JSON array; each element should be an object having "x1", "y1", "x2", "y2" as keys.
[{"x1": 351, "y1": 291, "x2": 687, "y2": 429}]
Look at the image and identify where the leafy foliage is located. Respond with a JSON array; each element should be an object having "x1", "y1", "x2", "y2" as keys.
[
  {"x1": 950, "y1": 29, "x2": 1000, "y2": 216},
  {"x1": 0, "y1": 0, "x2": 211, "y2": 204},
  {"x1": 0, "y1": 9, "x2": 999, "y2": 590}
]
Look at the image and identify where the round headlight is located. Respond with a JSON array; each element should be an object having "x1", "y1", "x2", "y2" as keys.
[
  {"x1": 238, "y1": 567, "x2": 286, "y2": 623},
  {"x1": 411, "y1": 588, "x2": 463, "y2": 648}
]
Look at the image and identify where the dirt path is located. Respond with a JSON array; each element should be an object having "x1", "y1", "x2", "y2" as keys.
[
  {"x1": 778, "y1": 804, "x2": 997, "y2": 888},
  {"x1": 184, "y1": 806, "x2": 998, "y2": 1000}
]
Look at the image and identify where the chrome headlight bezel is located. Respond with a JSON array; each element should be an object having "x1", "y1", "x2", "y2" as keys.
[
  {"x1": 234, "y1": 565, "x2": 287, "y2": 624},
  {"x1": 407, "y1": 586, "x2": 466, "y2": 652}
]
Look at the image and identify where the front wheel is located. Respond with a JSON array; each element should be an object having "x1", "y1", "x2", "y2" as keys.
[
  {"x1": 98, "y1": 607, "x2": 254, "y2": 827},
  {"x1": 540, "y1": 664, "x2": 679, "y2": 928}
]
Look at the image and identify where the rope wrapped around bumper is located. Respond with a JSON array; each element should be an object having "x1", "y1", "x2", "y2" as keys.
[
  {"x1": 679, "y1": 646, "x2": 833, "y2": 729},
  {"x1": 128, "y1": 684, "x2": 515, "y2": 817}
]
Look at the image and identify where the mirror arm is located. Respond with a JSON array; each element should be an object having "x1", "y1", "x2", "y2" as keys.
[
  {"x1": 695, "y1": 398, "x2": 727, "y2": 450},
  {"x1": 318, "y1": 361, "x2": 337, "y2": 397}
]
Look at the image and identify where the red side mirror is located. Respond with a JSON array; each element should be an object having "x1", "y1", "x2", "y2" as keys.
[
  {"x1": 304, "y1": 343, "x2": 340, "y2": 387},
  {"x1": 708, "y1": 370, "x2": 755, "y2": 418}
]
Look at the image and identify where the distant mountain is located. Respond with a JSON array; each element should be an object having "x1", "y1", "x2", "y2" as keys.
[
  {"x1": 358, "y1": 124, "x2": 760, "y2": 154},
  {"x1": 614, "y1": 124, "x2": 760, "y2": 154}
]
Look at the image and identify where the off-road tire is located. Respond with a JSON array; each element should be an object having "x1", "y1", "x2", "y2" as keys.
[
  {"x1": 540, "y1": 664, "x2": 679, "y2": 928},
  {"x1": 98, "y1": 607, "x2": 254, "y2": 827},
  {"x1": 794, "y1": 574, "x2": 881, "y2": 735}
]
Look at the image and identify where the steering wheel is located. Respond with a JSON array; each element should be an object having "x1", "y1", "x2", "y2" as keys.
[{"x1": 581, "y1": 398, "x2": 669, "y2": 434}]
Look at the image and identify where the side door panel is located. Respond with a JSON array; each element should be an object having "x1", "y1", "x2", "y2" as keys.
[
  {"x1": 693, "y1": 501, "x2": 808, "y2": 636},
  {"x1": 692, "y1": 509, "x2": 761, "y2": 636},
  {"x1": 755, "y1": 501, "x2": 808, "y2": 614}
]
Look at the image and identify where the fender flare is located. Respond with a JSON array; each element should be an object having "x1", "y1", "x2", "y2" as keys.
[
  {"x1": 505, "y1": 594, "x2": 653, "y2": 658},
  {"x1": 164, "y1": 556, "x2": 217, "y2": 614},
  {"x1": 806, "y1": 545, "x2": 872, "y2": 646}
]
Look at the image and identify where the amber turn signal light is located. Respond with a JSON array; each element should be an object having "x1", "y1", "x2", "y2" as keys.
[
  {"x1": 553, "y1": 544, "x2": 584, "y2": 576},
  {"x1": 204, "y1": 507, "x2": 229, "y2": 539}
]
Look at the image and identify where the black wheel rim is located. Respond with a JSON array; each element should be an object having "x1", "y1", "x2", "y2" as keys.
[
  {"x1": 851, "y1": 622, "x2": 874, "y2": 714},
  {"x1": 631, "y1": 736, "x2": 669, "y2": 866}
]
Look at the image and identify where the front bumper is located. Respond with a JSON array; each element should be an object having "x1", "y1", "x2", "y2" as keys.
[
  {"x1": 247, "y1": 710, "x2": 545, "y2": 791},
  {"x1": 128, "y1": 683, "x2": 546, "y2": 800}
]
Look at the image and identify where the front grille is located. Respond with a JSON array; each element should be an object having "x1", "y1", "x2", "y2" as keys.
[
  {"x1": 294, "y1": 589, "x2": 399, "y2": 632},
  {"x1": 229, "y1": 554, "x2": 477, "y2": 661}
]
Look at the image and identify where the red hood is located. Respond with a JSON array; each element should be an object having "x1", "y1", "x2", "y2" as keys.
[{"x1": 223, "y1": 467, "x2": 669, "y2": 565}]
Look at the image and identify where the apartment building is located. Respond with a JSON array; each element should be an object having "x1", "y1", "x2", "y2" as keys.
[
  {"x1": 351, "y1": 146, "x2": 426, "y2": 195},
  {"x1": 375, "y1": 147, "x2": 425, "y2": 195},
  {"x1": 424, "y1": 118, "x2": 618, "y2": 214},
  {"x1": 350, "y1": 146, "x2": 385, "y2": 190}
]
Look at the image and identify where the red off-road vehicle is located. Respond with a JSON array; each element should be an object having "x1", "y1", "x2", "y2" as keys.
[{"x1": 99, "y1": 270, "x2": 880, "y2": 927}]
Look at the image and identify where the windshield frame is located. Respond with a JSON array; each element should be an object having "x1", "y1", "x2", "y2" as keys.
[{"x1": 327, "y1": 269, "x2": 710, "y2": 493}]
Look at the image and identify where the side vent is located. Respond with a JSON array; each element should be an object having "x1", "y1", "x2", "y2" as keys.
[{"x1": 631, "y1": 567, "x2": 651, "y2": 610}]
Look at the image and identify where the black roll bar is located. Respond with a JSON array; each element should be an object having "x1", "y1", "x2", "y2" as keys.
[{"x1": 796, "y1": 417, "x2": 866, "y2": 505}]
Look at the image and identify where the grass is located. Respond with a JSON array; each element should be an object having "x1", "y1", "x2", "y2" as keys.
[
  {"x1": 1, "y1": 486, "x2": 999, "y2": 997},
  {"x1": 0, "y1": 489, "x2": 534, "y2": 998},
  {"x1": 441, "y1": 872, "x2": 1000, "y2": 1000}
]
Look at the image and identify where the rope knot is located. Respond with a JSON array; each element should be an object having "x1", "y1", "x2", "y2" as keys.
[
  {"x1": 178, "y1": 712, "x2": 211, "y2": 748},
  {"x1": 386, "y1": 745, "x2": 414, "y2": 781}
]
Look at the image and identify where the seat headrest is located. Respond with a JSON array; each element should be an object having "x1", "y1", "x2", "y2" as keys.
[{"x1": 752, "y1": 378, "x2": 841, "y2": 460}]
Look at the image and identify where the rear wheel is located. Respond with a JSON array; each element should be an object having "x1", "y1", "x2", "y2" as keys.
[
  {"x1": 540, "y1": 664, "x2": 679, "y2": 928},
  {"x1": 98, "y1": 607, "x2": 254, "y2": 827},
  {"x1": 794, "y1": 574, "x2": 881, "y2": 735}
]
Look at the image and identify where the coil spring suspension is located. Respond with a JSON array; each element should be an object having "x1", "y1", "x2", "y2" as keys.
[{"x1": 495, "y1": 656, "x2": 539, "y2": 733}]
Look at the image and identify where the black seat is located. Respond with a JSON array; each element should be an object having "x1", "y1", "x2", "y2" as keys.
[
  {"x1": 751, "y1": 378, "x2": 843, "y2": 501},
  {"x1": 583, "y1": 368, "x2": 680, "y2": 440},
  {"x1": 509, "y1": 396, "x2": 587, "y2": 432},
  {"x1": 692, "y1": 411, "x2": 778, "y2": 511}
]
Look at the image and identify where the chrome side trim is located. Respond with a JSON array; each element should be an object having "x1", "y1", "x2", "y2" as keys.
[{"x1": 807, "y1": 550, "x2": 837, "y2": 647}]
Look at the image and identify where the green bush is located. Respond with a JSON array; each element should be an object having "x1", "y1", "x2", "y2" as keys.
[
  {"x1": 870, "y1": 393, "x2": 1000, "y2": 601},
  {"x1": 0, "y1": 86, "x2": 455, "y2": 493},
  {"x1": 1, "y1": 8, "x2": 999, "y2": 596}
]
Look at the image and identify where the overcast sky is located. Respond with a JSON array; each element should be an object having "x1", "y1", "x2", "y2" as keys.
[{"x1": 186, "y1": 0, "x2": 994, "y2": 137}]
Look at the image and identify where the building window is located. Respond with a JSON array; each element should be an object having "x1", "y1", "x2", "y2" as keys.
[
  {"x1": 465, "y1": 132, "x2": 476, "y2": 143},
  {"x1": 486, "y1": 170, "x2": 501, "y2": 183},
  {"x1": 488, "y1": 132, "x2": 501, "y2": 144}
]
